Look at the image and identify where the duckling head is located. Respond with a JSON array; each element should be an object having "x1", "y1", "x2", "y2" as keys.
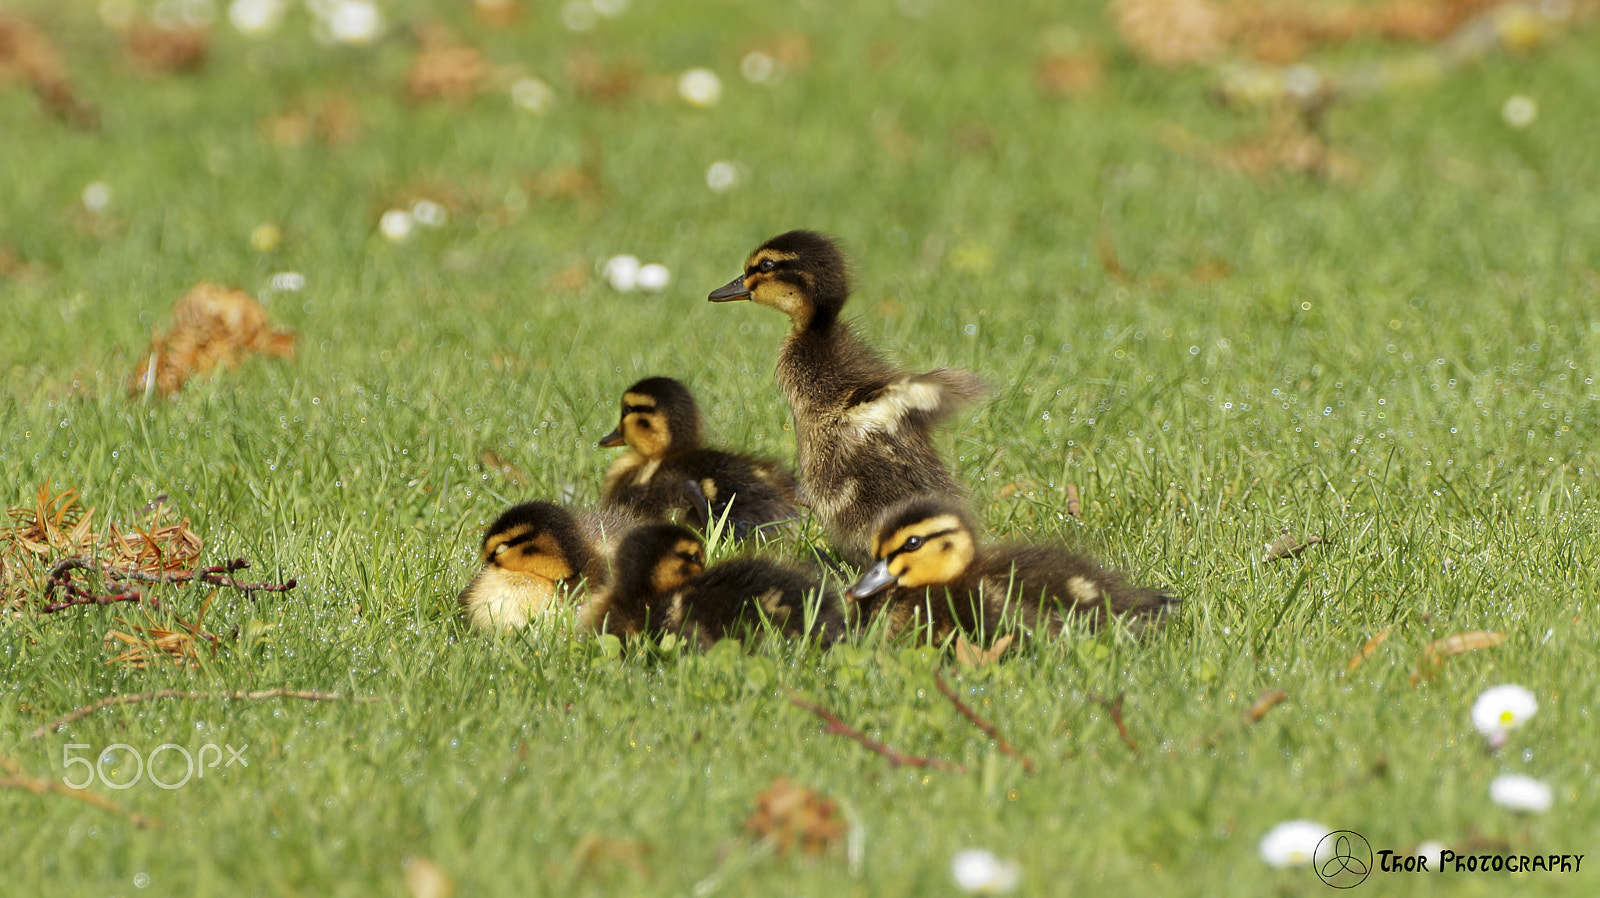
[
  {"x1": 613, "y1": 523, "x2": 707, "y2": 597},
  {"x1": 479, "y1": 501, "x2": 592, "y2": 585},
  {"x1": 598, "y1": 376, "x2": 704, "y2": 459},
  {"x1": 847, "y1": 496, "x2": 977, "y2": 599},
  {"x1": 708, "y1": 230, "x2": 851, "y2": 331}
]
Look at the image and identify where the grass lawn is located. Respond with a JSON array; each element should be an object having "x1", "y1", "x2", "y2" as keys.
[{"x1": 2, "y1": 0, "x2": 1597, "y2": 894}]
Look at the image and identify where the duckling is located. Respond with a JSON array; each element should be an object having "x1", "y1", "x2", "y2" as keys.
[
  {"x1": 845, "y1": 495, "x2": 1177, "y2": 644},
  {"x1": 457, "y1": 500, "x2": 639, "y2": 633},
  {"x1": 598, "y1": 376, "x2": 800, "y2": 539},
  {"x1": 709, "y1": 230, "x2": 985, "y2": 565},
  {"x1": 582, "y1": 523, "x2": 846, "y2": 649}
]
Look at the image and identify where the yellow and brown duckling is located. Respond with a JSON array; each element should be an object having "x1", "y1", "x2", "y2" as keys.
[
  {"x1": 709, "y1": 230, "x2": 985, "y2": 565},
  {"x1": 581, "y1": 523, "x2": 845, "y2": 649},
  {"x1": 599, "y1": 376, "x2": 799, "y2": 539},
  {"x1": 845, "y1": 495, "x2": 1178, "y2": 644},
  {"x1": 457, "y1": 500, "x2": 639, "y2": 633}
]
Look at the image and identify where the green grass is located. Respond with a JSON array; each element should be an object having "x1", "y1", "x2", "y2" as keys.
[{"x1": 3, "y1": 0, "x2": 1598, "y2": 894}]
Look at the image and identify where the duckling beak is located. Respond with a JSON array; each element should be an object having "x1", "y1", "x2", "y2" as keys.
[
  {"x1": 597, "y1": 428, "x2": 625, "y2": 448},
  {"x1": 846, "y1": 560, "x2": 896, "y2": 600},
  {"x1": 708, "y1": 275, "x2": 752, "y2": 302}
]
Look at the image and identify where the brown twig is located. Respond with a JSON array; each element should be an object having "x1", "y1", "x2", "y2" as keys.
[
  {"x1": 30, "y1": 688, "x2": 385, "y2": 740},
  {"x1": 1197, "y1": 687, "x2": 1290, "y2": 748},
  {"x1": 0, "y1": 757, "x2": 157, "y2": 828},
  {"x1": 787, "y1": 691, "x2": 964, "y2": 772},
  {"x1": 36, "y1": 557, "x2": 293, "y2": 614},
  {"x1": 933, "y1": 671, "x2": 1036, "y2": 774},
  {"x1": 1089, "y1": 692, "x2": 1139, "y2": 754}
]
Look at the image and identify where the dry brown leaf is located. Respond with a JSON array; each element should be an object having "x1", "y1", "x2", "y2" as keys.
[
  {"x1": 123, "y1": 22, "x2": 210, "y2": 73},
  {"x1": 1423, "y1": 630, "x2": 1505, "y2": 664},
  {"x1": 1346, "y1": 627, "x2": 1392, "y2": 671},
  {"x1": 1411, "y1": 629, "x2": 1506, "y2": 685},
  {"x1": 745, "y1": 778, "x2": 846, "y2": 856},
  {"x1": 1111, "y1": 0, "x2": 1231, "y2": 67},
  {"x1": 407, "y1": 43, "x2": 489, "y2": 102},
  {"x1": 403, "y1": 856, "x2": 455, "y2": 898},
  {"x1": 1064, "y1": 483, "x2": 1082, "y2": 519},
  {"x1": 104, "y1": 592, "x2": 217, "y2": 669},
  {"x1": 1262, "y1": 527, "x2": 1326, "y2": 562},
  {"x1": 566, "y1": 51, "x2": 642, "y2": 103},
  {"x1": 546, "y1": 263, "x2": 589, "y2": 293},
  {"x1": 1244, "y1": 688, "x2": 1287, "y2": 722},
  {"x1": 478, "y1": 450, "x2": 529, "y2": 488},
  {"x1": 566, "y1": 834, "x2": 653, "y2": 879},
  {"x1": 954, "y1": 633, "x2": 1015, "y2": 669},
  {"x1": 473, "y1": 0, "x2": 522, "y2": 26},
  {"x1": 0, "y1": 14, "x2": 98, "y2": 126},
  {"x1": 1034, "y1": 50, "x2": 1102, "y2": 97},
  {"x1": 128, "y1": 282, "x2": 297, "y2": 397}
]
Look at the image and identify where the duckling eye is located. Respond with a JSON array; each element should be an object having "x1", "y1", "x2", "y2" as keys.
[
  {"x1": 902, "y1": 536, "x2": 923, "y2": 551},
  {"x1": 758, "y1": 258, "x2": 775, "y2": 272}
]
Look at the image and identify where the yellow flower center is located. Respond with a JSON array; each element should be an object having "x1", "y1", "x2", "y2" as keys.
[{"x1": 1500, "y1": 710, "x2": 1516, "y2": 726}]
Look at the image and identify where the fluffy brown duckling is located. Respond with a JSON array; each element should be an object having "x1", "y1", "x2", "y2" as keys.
[
  {"x1": 599, "y1": 376, "x2": 799, "y2": 539},
  {"x1": 845, "y1": 496, "x2": 1178, "y2": 644},
  {"x1": 457, "y1": 501, "x2": 638, "y2": 632},
  {"x1": 709, "y1": 230, "x2": 985, "y2": 565},
  {"x1": 581, "y1": 523, "x2": 846, "y2": 649}
]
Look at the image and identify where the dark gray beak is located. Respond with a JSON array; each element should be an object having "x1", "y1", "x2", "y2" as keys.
[
  {"x1": 708, "y1": 275, "x2": 752, "y2": 302},
  {"x1": 597, "y1": 428, "x2": 625, "y2": 448},
  {"x1": 846, "y1": 560, "x2": 897, "y2": 600}
]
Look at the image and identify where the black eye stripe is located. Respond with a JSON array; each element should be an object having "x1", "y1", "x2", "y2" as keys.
[
  {"x1": 623, "y1": 404, "x2": 654, "y2": 415},
  {"x1": 889, "y1": 528, "x2": 955, "y2": 560}
]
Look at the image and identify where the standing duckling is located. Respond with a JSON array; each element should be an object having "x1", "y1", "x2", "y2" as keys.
[
  {"x1": 582, "y1": 523, "x2": 845, "y2": 649},
  {"x1": 457, "y1": 500, "x2": 638, "y2": 632},
  {"x1": 599, "y1": 376, "x2": 799, "y2": 538},
  {"x1": 845, "y1": 495, "x2": 1178, "y2": 644},
  {"x1": 709, "y1": 230, "x2": 985, "y2": 565}
]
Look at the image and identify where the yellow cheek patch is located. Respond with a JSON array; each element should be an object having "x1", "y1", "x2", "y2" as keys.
[
  {"x1": 483, "y1": 523, "x2": 534, "y2": 564},
  {"x1": 625, "y1": 412, "x2": 673, "y2": 458}
]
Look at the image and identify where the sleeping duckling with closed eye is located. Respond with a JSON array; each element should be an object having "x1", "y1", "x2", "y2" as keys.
[
  {"x1": 709, "y1": 230, "x2": 985, "y2": 566},
  {"x1": 599, "y1": 376, "x2": 799, "y2": 539},
  {"x1": 457, "y1": 500, "x2": 639, "y2": 633},
  {"x1": 845, "y1": 495, "x2": 1178, "y2": 645},
  {"x1": 581, "y1": 523, "x2": 846, "y2": 649}
]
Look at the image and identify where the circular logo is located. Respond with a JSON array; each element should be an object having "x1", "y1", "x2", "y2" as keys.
[{"x1": 1315, "y1": 830, "x2": 1373, "y2": 888}]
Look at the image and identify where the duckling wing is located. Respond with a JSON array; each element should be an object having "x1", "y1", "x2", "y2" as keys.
[
  {"x1": 661, "y1": 559, "x2": 824, "y2": 647},
  {"x1": 666, "y1": 449, "x2": 801, "y2": 535},
  {"x1": 842, "y1": 367, "x2": 987, "y2": 436},
  {"x1": 978, "y1": 546, "x2": 1178, "y2": 635}
]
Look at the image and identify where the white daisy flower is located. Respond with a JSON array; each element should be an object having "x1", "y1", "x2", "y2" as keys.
[
  {"x1": 329, "y1": 0, "x2": 382, "y2": 45},
  {"x1": 635, "y1": 263, "x2": 671, "y2": 292},
  {"x1": 229, "y1": 0, "x2": 285, "y2": 36},
  {"x1": 1489, "y1": 774, "x2": 1552, "y2": 813},
  {"x1": 1258, "y1": 819, "x2": 1330, "y2": 868},
  {"x1": 603, "y1": 254, "x2": 641, "y2": 291},
  {"x1": 410, "y1": 200, "x2": 448, "y2": 228},
  {"x1": 81, "y1": 181, "x2": 113, "y2": 213},
  {"x1": 951, "y1": 849, "x2": 1020, "y2": 894},
  {"x1": 1415, "y1": 841, "x2": 1447, "y2": 870},
  {"x1": 1501, "y1": 95, "x2": 1537, "y2": 129},
  {"x1": 1471, "y1": 684, "x2": 1537, "y2": 737},
  {"x1": 511, "y1": 77, "x2": 554, "y2": 114},
  {"x1": 379, "y1": 209, "x2": 414, "y2": 242},
  {"x1": 677, "y1": 68, "x2": 722, "y2": 107},
  {"x1": 705, "y1": 161, "x2": 742, "y2": 193}
]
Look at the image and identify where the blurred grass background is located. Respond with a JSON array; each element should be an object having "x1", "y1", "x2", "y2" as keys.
[{"x1": 1, "y1": 0, "x2": 1597, "y2": 894}]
